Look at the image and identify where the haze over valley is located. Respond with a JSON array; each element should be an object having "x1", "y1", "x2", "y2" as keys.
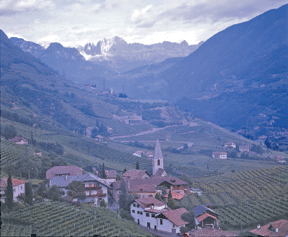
[{"x1": 1, "y1": 1, "x2": 288, "y2": 236}]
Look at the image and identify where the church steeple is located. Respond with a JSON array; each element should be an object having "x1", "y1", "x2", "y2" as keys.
[{"x1": 152, "y1": 139, "x2": 164, "y2": 176}]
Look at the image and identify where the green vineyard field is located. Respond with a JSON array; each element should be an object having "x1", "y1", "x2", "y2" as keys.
[
  {"x1": 1, "y1": 202, "x2": 151, "y2": 237},
  {"x1": 180, "y1": 166, "x2": 288, "y2": 229}
]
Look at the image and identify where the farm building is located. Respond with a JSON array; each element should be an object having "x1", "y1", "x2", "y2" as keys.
[
  {"x1": 46, "y1": 165, "x2": 83, "y2": 180},
  {"x1": 193, "y1": 204, "x2": 219, "y2": 229},
  {"x1": 212, "y1": 152, "x2": 227, "y2": 159},
  {"x1": 0, "y1": 177, "x2": 26, "y2": 203}
]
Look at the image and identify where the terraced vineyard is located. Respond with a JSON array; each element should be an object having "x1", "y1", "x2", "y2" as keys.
[
  {"x1": 2, "y1": 202, "x2": 151, "y2": 237},
  {"x1": 180, "y1": 166, "x2": 288, "y2": 229},
  {"x1": 0, "y1": 140, "x2": 29, "y2": 168},
  {"x1": 0, "y1": 224, "x2": 31, "y2": 237}
]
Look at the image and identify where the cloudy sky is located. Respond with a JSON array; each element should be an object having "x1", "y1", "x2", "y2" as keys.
[{"x1": 0, "y1": 0, "x2": 287, "y2": 47}]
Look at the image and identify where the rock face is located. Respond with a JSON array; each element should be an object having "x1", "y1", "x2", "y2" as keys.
[{"x1": 77, "y1": 37, "x2": 202, "y2": 72}]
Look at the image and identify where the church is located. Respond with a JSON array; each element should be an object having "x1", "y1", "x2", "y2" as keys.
[{"x1": 152, "y1": 139, "x2": 167, "y2": 177}]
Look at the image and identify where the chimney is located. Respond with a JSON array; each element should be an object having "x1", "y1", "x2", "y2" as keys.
[
  {"x1": 257, "y1": 224, "x2": 261, "y2": 230},
  {"x1": 275, "y1": 227, "x2": 278, "y2": 233},
  {"x1": 128, "y1": 180, "x2": 130, "y2": 190},
  {"x1": 65, "y1": 175, "x2": 68, "y2": 181}
]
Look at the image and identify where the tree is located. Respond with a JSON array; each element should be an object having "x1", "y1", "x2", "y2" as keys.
[
  {"x1": 136, "y1": 161, "x2": 140, "y2": 170},
  {"x1": 168, "y1": 189, "x2": 172, "y2": 199},
  {"x1": 67, "y1": 181, "x2": 85, "y2": 199},
  {"x1": 3, "y1": 125, "x2": 17, "y2": 140},
  {"x1": 47, "y1": 185, "x2": 62, "y2": 201},
  {"x1": 102, "y1": 163, "x2": 106, "y2": 179},
  {"x1": 155, "y1": 192, "x2": 163, "y2": 202},
  {"x1": 123, "y1": 167, "x2": 127, "y2": 174},
  {"x1": 100, "y1": 199, "x2": 107, "y2": 208},
  {"x1": 25, "y1": 182, "x2": 33, "y2": 205},
  {"x1": 181, "y1": 210, "x2": 195, "y2": 229},
  {"x1": 37, "y1": 183, "x2": 47, "y2": 198},
  {"x1": 167, "y1": 198, "x2": 176, "y2": 210},
  {"x1": 5, "y1": 173, "x2": 14, "y2": 209}
]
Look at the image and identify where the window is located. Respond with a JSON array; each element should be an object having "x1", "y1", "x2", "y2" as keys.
[
  {"x1": 13, "y1": 188, "x2": 16, "y2": 192},
  {"x1": 137, "y1": 204, "x2": 140, "y2": 208},
  {"x1": 132, "y1": 210, "x2": 135, "y2": 213},
  {"x1": 160, "y1": 219, "x2": 163, "y2": 225},
  {"x1": 140, "y1": 212, "x2": 143, "y2": 215},
  {"x1": 133, "y1": 204, "x2": 136, "y2": 207},
  {"x1": 146, "y1": 213, "x2": 149, "y2": 217},
  {"x1": 151, "y1": 214, "x2": 155, "y2": 218},
  {"x1": 157, "y1": 159, "x2": 160, "y2": 166},
  {"x1": 148, "y1": 195, "x2": 153, "y2": 197},
  {"x1": 137, "y1": 211, "x2": 140, "y2": 214}
]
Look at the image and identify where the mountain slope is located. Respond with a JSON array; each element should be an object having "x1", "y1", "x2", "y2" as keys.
[
  {"x1": 10, "y1": 38, "x2": 117, "y2": 84},
  {"x1": 158, "y1": 4, "x2": 288, "y2": 135}
]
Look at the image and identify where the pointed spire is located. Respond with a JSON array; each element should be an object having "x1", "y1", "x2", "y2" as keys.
[{"x1": 153, "y1": 139, "x2": 163, "y2": 160}]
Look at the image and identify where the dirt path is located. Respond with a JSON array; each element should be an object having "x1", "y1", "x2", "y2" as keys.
[{"x1": 110, "y1": 125, "x2": 179, "y2": 140}]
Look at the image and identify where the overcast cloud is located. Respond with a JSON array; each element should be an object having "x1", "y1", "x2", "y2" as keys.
[{"x1": 0, "y1": 0, "x2": 287, "y2": 47}]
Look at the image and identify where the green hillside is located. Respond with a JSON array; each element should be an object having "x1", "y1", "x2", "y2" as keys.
[{"x1": 1, "y1": 202, "x2": 151, "y2": 237}]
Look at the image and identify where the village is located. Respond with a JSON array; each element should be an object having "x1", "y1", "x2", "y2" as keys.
[{"x1": 1, "y1": 139, "x2": 288, "y2": 236}]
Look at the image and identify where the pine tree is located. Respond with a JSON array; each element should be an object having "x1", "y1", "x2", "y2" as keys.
[
  {"x1": 136, "y1": 161, "x2": 140, "y2": 170},
  {"x1": 102, "y1": 163, "x2": 106, "y2": 179},
  {"x1": 155, "y1": 192, "x2": 163, "y2": 202},
  {"x1": 123, "y1": 167, "x2": 127, "y2": 174},
  {"x1": 167, "y1": 198, "x2": 176, "y2": 210},
  {"x1": 119, "y1": 179, "x2": 128, "y2": 210},
  {"x1": 168, "y1": 189, "x2": 172, "y2": 199},
  {"x1": 5, "y1": 173, "x2": 14, "y2": 209},
  {"x1": 25, "y1": 182, "x2": 33, "y2": 205}
]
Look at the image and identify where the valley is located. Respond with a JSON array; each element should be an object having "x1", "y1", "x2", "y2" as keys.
[{"x1": 1, "y1": 3, "x2": 288, "y2": 236}]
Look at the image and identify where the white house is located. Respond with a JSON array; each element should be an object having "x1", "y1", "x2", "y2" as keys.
[
  {"x1": 0, "y1": 177, "x2": 26, "y2": 203},
  {"x1": 212, "y1": 152, "x2": 227, "y2": 159},
  {"x1": 130, "y1": 197, "x2": 188, "y2": 234}
]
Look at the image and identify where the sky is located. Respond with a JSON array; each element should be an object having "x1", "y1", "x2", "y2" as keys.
[{"x1": 0, "y1": 0, "x2": 287, "y2": 47}]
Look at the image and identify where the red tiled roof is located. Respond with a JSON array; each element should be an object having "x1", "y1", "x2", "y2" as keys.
[
  {"x1": 163, "y1": 190, "x2": 184, "y2": 200},
  {"x1": 161, "y1": 208, "x2": 188, "y2": 226},
  {"x1": 135, "y1": 197, "x2": 165, "y2": 209},
  {"x1": 105, "y1": 170, "x2": 117, "y2": 179},
  {"x1": 122, "y1": 169, "x2": 150, "y2": 179},
  {"x1": 249, "y1": 219, "x2": 288, "y2": 237},
  {"x1": 196, "y1": 213, "x2": 218, "y2": 222},
  {"x1": 46, "y1": 166, "x2": 83, "y2": 179},
  {"x1": 0, "y1": 177, "x2": 27, "y2": 188}
]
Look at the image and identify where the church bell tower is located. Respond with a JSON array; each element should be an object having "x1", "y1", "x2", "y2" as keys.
[{"x1": 152, "y1": 139, "x2": 164, "y2": 176}]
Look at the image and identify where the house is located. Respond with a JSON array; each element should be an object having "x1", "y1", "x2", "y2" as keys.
[
  {"x1": 150, "y1": 177, "x2": 189, "y2": 195},
  {"x1": 112, "y1": 179, "x2": 160, "y2": 202},
  {"x1": 212, "y1": 152, "x2": 227, "y2": 159},
  {"x1": 224, "y1": 142, "x2": 236, "y2": 149},
  {"x1": 94, "y1": 135, "x2": 104, "y2": 142},
  {"x1": 105, "y1": 170, "x2": 117, "y2": 184},
  {"x1": 0, "y1": 177, "x2": 26, "y2": 203},
  {"x1": 113, "y1": 114, "x2": 144, "y2": 125},
  {"x1": 193, "y1": 204, "x2": 219, "y2": 229},
  {"x1": 122, "y1": 169, "x2": 151, "y2": 179},
  {"x1": 239, "y1": 144, "x2": 250, "y2": 153},
  {"x1": 130, "y1": 197, "x2": 188, "y2": 234},
  {"x1": 46, "y1": 166, "x2": 83, "y2": 180},
  {"x1": 145, "y1": 151, "x2": 154, "y2": 158},
  {"x1": 248, "y1": 219, "x2": 288, "y2": 237},
  {"x1": 133, "y1": 151, "x2": 145, "y2": 157},
  {"x1": 163, "y1": 189, "x2": 185, "y2": 201},
  {"x1": 49, "y1": 173, "x2": 109, "y2": 206},
  {"x1": 10, "y1": 136, "x2": 28, "y2": 145}
]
